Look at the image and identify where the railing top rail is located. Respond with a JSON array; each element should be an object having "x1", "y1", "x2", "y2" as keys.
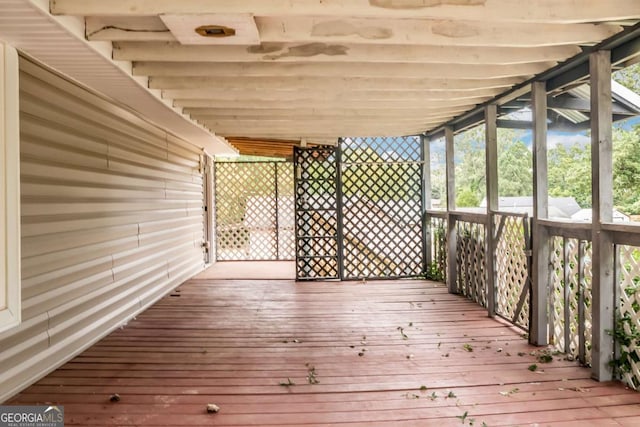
[
  {"x1": 425, "y1": 209, "x2": 448, "y2": 218},
  {"x1": 492, "y1": 210, "x2": 529, "y2": 219},
  {"x1": 450, "y1": 211, "x2": 488, "y2": 224},
  {"x1": 603, "y1": 222, "x2": 640, "y2": 247},
  {"x1": 537, "y1": 218, "x2": 592, "y2": 240}
]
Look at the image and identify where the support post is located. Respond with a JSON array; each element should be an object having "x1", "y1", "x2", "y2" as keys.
[
  {"x1": 445, "y1": 126, "x2": 458, "y2": 294},
  {"x1": 485, "y1": 104, "x2": 498, "y2": 317},
  {"x1": 531, "y1": 80, "x2": 550, "y2": 346},
  {"x1": 422, "y1": 135, "x2": 432, "y2": 271},
  {"x1": 590, "y1": 50, "x2": 615, "y2": 381},
  {"x1": 336, "y1": 139, "x2": 346, "y2": 281}
]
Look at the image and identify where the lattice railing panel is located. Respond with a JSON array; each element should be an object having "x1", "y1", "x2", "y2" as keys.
[
  {"x1": 427, "y1": 215, "x2": 447, "y2": 283},
  {"x1": 583, "y1": 245, "x2": 593, "y2": 367},
  {"x1": 549, "y1": 236, "x2": 592, "y2": 365},
  {"x1": 456, "y1": 220, "x2": 486, "y2": 306},
  {"x1": 494, "y1": 214, "x2": 531, "y2": 329},
  {"x1": 340, "y1": 136, "x2": 424, "y2": 279},
  {"x1": 616, "y1": 244, "x2": 640, "y2": 389},
  {"x1": 294, "y1": 147, "x2": 340, "y2": 280},
  {"x1": 549, "y1": 237, "x2": 565, "y2": 351}
]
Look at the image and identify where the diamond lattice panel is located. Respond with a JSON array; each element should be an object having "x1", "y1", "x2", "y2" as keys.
[
  {"x1": 215, "y1": 162, "x2": 276, "y2": 260},
  {"x1": 294, "y1": 147, "x2": 339, "y2": 280},
  {"x1": 277, "y1": 163, "x2": 295, "y2": 260},
  {"x1": 495, "y1": 214, "x2": 531, "y2": 329},
  {"x1": 215, "y1": 162, "x2": 295, "y2": 261},
  {"x1": 340, "y1": 136, "x2": 424, "y2": 279},
  {"x1": 550, "y1": 236, "x2": 565, "y2": 350},
  {"x1": 548, "y1": 236, "x2": 592, "y2": 365},
  {"x1": 429, "y1": 216, "x2": 447, "y2": 283},
  {"x1": 617, "y1": 244, "x2": 640, "y2": 389},
  {"x1": 456, "y1": 221, "x2": 486, "y2": 306}
]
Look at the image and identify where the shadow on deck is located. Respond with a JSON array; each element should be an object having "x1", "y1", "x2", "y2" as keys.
[{"x1": 9, "y1": 278, "x2": 640, "y2": 426}]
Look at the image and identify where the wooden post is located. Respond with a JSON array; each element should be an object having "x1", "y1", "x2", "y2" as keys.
[
  {"x1": 590, "y1": 50, "x2": 615, "y2": 381},
  {"x1": 422, "y1": 135, "x2": 432, "y2": 271},
  {"x1": 445, "y1": 126, "x2": 458, "y2": 294},
  {"x1": 485, "y1": 104, "x2": 498, "y2": 317},
  {"x1": 531, "y1": 80, "x2": 550, "y2": 346}
]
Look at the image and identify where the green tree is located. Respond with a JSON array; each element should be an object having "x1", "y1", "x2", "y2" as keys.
[
  {"x1": 453, "y1": 126, "x2": 533, "y2": 206},
  {"x1": 498, "y1": 129, "x2": 532, "y2": 197},
  {"x1": 613, "y1": 63, "x2": 640, "y2": 94},
  {"x1": 547, "y1": 142, "x2": 592, "y2": 208},
  {"x1": 456, "y1": 188, "x2": 480, "y2": 207},
  {"x1": 454, "y1": 125, "x2": 486, "y2": 206},
  {"x1": 613, "y1": 125, "x2": 640, "y2": 215}
]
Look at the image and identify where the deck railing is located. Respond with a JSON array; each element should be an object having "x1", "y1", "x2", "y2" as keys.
[
  {"x1": 454, "y1": 212, "x2": 487, "y2": 307},
  {"x1": 425, "y1": 211, "x2": 447, "y2": 282},
  {"x1": 540, "y1": 221, "x2": 594, "y2": 366},
  {"x1": 608, "y1": 224, "x2": 640, "y2": 390},
  {"x1": 426, "y1": 210, "x2": 531, "y2": 323},
  {"x1": 426, "y1": 213, "x2": 640, "y2": 389},
  {"x1": 494, "y1": 212, "x2": 532, "y2": 330}
]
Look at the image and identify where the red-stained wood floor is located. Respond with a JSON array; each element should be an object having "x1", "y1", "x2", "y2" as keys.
[{"x1": 9, "y1": 278, "x2": 640, "y2": 426}]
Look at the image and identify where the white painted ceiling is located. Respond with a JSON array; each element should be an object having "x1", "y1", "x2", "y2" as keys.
[{"x1": 6, "y1": 1, "x2": 640, "y2": 150}]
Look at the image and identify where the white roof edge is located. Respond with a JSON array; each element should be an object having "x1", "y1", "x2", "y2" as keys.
[
  {"x1": 20, "y1": 0, "x2": 238, "y2": 156},
  {"x1": 612, "y1": 80, "x2": 640, "y2": 111}
]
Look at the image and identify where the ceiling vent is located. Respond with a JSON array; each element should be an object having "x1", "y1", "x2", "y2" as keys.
[{"x1": 160, "y1": 14, "x2": 260, "y2": 45}]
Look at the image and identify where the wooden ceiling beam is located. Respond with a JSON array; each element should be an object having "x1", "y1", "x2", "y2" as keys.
[
  {"x1": 114, "y1": 42, "x2": 581, "y2": 65},
  {"x1": 150, "y1": 76, "x2": 523, "y2": 91},
  {"x1": 173, "y1": 98, "x2": 490, "y2": 109},
  {"x1": 184, "y1": 107, "x2": 468, "y2": 117},
  {"x1": 191, "y1": 112, "x2": 460, "y2": 123},
  {"x1": 52, "y1": 0, "x2": 640, "y2": 24},
  {"x1": 163, "y1": 87, "x2": 504, "y2": 100},
  {"x1": 86, "y1": 16, "x2": 621, "y2": 47},
  {"x1": 133, "y1": 61, "x2": 555, "y2": 80}
]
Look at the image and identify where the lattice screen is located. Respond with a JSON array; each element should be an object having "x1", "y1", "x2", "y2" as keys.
[
  {"x1": 277, "y1": 163, "x2": 295, "y2": 260},
  {"x1": 549, "y1": 236, "x2": 593, "y2": 365},
  {"x1": 215, "y1": 162, "x2": 294, "y2": 261},
  {"x1": 616, "y1": 244, "x2": 640, "y2": 389},
  {"x1": 428, "y1": 215, "x2": 447, "y2": 282},
  {"x1": 494, "y1": 214, "x2": 531, "y2": 329},
  {"x1": 294, "y1": 147, "x2": 340, "y2": 280},
  {"x1": 340, "y1": 136, "x2": 424, "y2": 279},
  {"x1": 456, "y1": 220, "x2": 486, "y2": 306}
]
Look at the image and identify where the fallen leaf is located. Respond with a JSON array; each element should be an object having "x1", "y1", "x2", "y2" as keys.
[
  {"x1": 568, "y1": 386, "x2": 590, "y2": 392},
  {"x1": 206, "y1": 403, "x2": 220, "y2": 414},
  {"x1": 279, "y1": 378, "x2": 295, "y2": 387}
]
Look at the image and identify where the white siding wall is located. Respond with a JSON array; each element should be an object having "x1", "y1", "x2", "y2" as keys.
[{"x1": 0, "y1": 57, "x2": 207, "y2": 402}]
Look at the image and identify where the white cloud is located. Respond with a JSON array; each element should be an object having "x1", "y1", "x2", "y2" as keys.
[{"x1": 547, "y1": 132, "x2": 590, "y2": 149}]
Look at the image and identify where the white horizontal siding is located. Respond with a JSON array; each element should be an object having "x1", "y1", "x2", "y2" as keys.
[{"x1": 0, "y1": 56, "x2": 207, "y2": 402}]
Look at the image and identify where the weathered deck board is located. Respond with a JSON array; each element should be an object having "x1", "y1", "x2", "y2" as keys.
[{"x1": 9, "y1": 278, "x2": 640, "y2": 426}]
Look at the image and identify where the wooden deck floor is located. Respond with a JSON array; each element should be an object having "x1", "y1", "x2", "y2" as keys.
[{"x1": 9, "y1": 278, "x2": 640, "y2": 426}]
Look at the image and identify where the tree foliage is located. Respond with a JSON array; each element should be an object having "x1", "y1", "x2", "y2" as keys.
[
  {"x1": 497, "y1": 129, "x2": 532, "y2": 197},
  {"x1": 614, "y1": 62, "x2": 640, "y2": 94},
  {"x1": 547, "y1": 141, "x2": 592, "y2": 208},
  {"x1": 613, "y1": 125, "x2": 640, "y2": 215}
]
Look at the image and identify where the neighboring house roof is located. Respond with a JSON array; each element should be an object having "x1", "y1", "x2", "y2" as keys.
[
  {"x1": 480, "y1": 196, "x2": 582, "y2": 218},
  {"x1": 571, "y1": 208, "x2": 631, "y2": 222}
]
